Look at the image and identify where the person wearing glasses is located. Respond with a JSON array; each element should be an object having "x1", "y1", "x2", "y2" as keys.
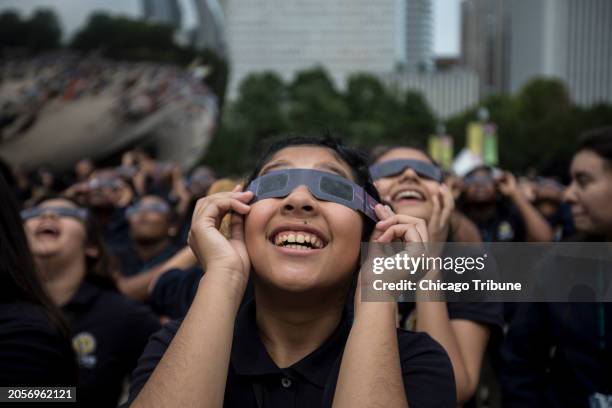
[
  {"x1": 0, "y1": 174, "x2": 77, "y2": 389},
  {"x1": 112, "y1": 194, "x2": 180, "y2": 300},
  {"x1": 501, "y1": 127, "x2": 612, "y2": 408},
  {"x1": 22, "y1": 196, "x2": 161, "y2": 408},
  {"x1": 79, "y1": 168, "x2": 135, "y2": 252},
  {"x1": 126, "y1": 134, "x2": 456, "y2": 407},
  {"x1": 459, "y1": 166, "x2": 553, "y2": 243},
  {"x1": 369, "y1": 145, "x2": 503, "y2": 406}
]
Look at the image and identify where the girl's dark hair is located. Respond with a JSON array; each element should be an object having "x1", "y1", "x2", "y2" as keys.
[
  {"x1": 0, "y1": 174, "x2": 73, "y2": 337},
  {"x1": 246, "y1": 132, "x2": 381, "y2": 240},
  {"x1": 577, "y1": 127, "x2": 612, "y2": 166},
  {"x1": 32, "y1": 195, "x2": 117, "y2": 291}
]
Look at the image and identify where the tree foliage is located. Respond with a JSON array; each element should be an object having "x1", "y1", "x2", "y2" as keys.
[
  {"x1": 204, "y1": 68, "x2": 438, "y2": 176},
  {"x1": 68, "y1": 12, "x2": 228, "y2": 103},
  {"x1": 445, "y1": 78, "x2": 612, "y2": 176},
  {"x1": 0, "y1": 8, "x2": 62, "y2": 52},
  {"x1": 207, "y1": 72, "x2": 611, "y2": 177},
  {"x1": 70, "y1": 12, "x2": 176, "y2": 60}
]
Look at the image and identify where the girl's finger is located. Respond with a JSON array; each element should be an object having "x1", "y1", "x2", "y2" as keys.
[
  {"x1": 198, "y1": 197, "x2": 251, "y2": 228},
  {"x1": 377, "y1": 224, "x2": 421, "y2": 243},
  {"x1": 370, "y1": 204, "x2": 390, "y2": 242},
  {"x1": 439, "y1": 184, "x2": 455, "y2": 223},
  {"x1": 376, "y1": 224, "x2": 422, "y2": 244},
  {"x1": 229, "y1": 211, "x2": 245, "y2": 241},
  {"x1": 376, "y1": 213, "x2": 426, "y2": 229},
  {"x1": 430, "y1": 191, "x2": 441, "y2": 228},
  {"x1": 384, "y1": 205, "x2": 395, "y2": 218},
  {"x1": 374, "y1": 203, "x2": 392, "y2": 221},
  {"x1": 413, "y1": 218, "x2": 429, "y2": 242},
  {"x1": 233, "y1": 190, "x2": 254, "y2": 203},
  {"x1": 404, "y1": 224, "x2": 423, "y2": 244}
]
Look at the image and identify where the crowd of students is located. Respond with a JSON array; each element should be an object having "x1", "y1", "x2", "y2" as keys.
[
  {"x1": 0, "y1": 54, "x2": 215, "y2": 141},
  {"x1": 1, "y1": 126, "x2": 611, "y2": 407}
]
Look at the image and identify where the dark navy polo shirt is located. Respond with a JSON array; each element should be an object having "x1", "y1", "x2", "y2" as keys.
[
  {"x1": 463, "y1": 200, "x2": 526, "y2": 243},
  {"x1": 103, "y1": 207, "x2": 131, "y2": 253},
  {"x1": 149, "y1": 266, "x2": 203, "y2": 319},
  {"x1": 113, "y1": 242, "x2": 180, "y2": 277},
  {"x1": 126, "y1": 299, "x2": 456, "y2": 407},
  {"x1": 0, "y1": 302, "x2": 77, "y2": 387},
  {"x1": 63, "y1": 282, "x2": 161, "y2": 407},
  {"x1": 501, "y1": 302, "x2": 612, "y2": 408}
]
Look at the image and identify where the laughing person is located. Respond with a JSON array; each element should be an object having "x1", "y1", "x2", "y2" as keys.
[
  {"x1": 126, "y1": 134, "x2": 456, "y2": 407},
  {"x1": 370, "y1": 145, "x2": 503, "y2": 405},
  {"x1": 22, "y1": 196, "x2": 161, "y2": 407}
]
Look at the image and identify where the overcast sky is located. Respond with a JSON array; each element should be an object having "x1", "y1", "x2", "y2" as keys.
[{"x1": 0, "y1": 0, "x2": 461, "y2": 56}]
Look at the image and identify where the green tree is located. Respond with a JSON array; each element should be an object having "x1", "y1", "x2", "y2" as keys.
[
  {"x1": 288, "y1": 67, "x2": 350, "y2": 133},
  {"x1": 71, "y1": 12, "x2": 176, "y2": 60},
  {"x1": 203, "y1": 72, "x2": 289, "y2": 175},
  {"x1": 26, "y1": 9, "x2": 62, "y2": 51},
  {"x1": 201, "y1": 121, "x2": 255, "y2": 177},
  {"x1": 443, "y1": 78, "x2": 608, "y2": 173},
  {"x1": 515, "y1": 78, "x2": 574, "y2": 170},
  {"x1": 233, "y1": 72, "x2": 288, "y2": 139},
  {"x1": 391, "y1": 91, "x2": 436, "y2": 147},
  {"x1": 344, "y1": 73, "x2": 398, "y2": 146},
  {"x1": 0, "y1": 10, "x2": 28, "y2": 49}
]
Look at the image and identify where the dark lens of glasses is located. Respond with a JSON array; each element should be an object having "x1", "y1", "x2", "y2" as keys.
[
  {"x1": 21, "y1": 207, "x2": 87, "y2": 221},
  {"x1": 320, "y1": 176, "x2": 354, "y2": 201},
  {"x1": 465, "y1": 174, "x2": 493, "y2": 185},
  {"x1": 371, "y1": 160, "x2": 441, "y2": 182},
  {"x1": 259, "y1": 173, "x2": 289, "y2": 194}
]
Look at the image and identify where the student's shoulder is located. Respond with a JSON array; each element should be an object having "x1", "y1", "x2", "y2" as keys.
[
  {"x1": 396, "y1": 328, "x2": 451, "y2": 364},
  {"x1": 396, "y1": 328, "x2": 457, "y2": 405},
  {"x1": 447, "y1": 301, "x2": 504, "y2": 331},
  {"x1": 0, "y1": 302, "x2": 72, "y2": 364},
  {"x1": 0, "y1": 302, "x2": 58, "y2": 335},
  {"x1": 94, "y1": 287, "x2": 149, "y2": 312},
  {"x1": 149, "y1": 318, "x2": 182, "y2": 347},
  {"x1": 0, "y1": 303, "x2": 75, "y2": 387},
  {"x1": 89, "y1": 287, "x2": 160, "y2": 327}
]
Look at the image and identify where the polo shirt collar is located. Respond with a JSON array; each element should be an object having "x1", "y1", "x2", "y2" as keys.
[
  {"x1": 230, "y1": 299, "x2": 352, "y2": 388},
  {"x1": 65, "y1": 281, "x2": 100, "y2": 308}
]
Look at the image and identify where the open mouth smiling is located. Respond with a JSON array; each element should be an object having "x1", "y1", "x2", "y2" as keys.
[
  {"x1": 34, "y1": 223, "x2": 61, "y2": 239},
  {"x1": 392, "y1": 188, "x2": 426, "y2": 203},
  {"x1": 268, "y1": 225, "x2": 329, "y2": 252}
]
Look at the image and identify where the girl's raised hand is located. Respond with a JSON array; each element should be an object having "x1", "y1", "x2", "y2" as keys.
[{"x1": 188, "y1": 185, "x2": 253, "y2": 285}]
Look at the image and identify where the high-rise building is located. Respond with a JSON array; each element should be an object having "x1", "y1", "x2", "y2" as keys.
[
  {"x1": 404, "y1": 0, "x2": 434, "y2": 71},
  {"x1": 460, "y1": 0, "x2": 509, "y2": 95},
  {"x1": 143, "y1": 0, "x2": 182, "y2": 27},
  {"x1": 192, "y1": 0, "x2": 227, "y2": 54},
  {"x1": 383, "y1": 69, "x2": 480, "y2": 119},
  {"x1": 508, "y1": 0, "x2": 612, "y2": 106},
  {"x1": 223, "y1": 0, "x2": 401, "y2": 98}
]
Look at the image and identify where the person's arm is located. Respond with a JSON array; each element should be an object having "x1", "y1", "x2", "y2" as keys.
[
  {"x1": 415, "y1": 302, "x2": 490, "y2": 404},
  {"x1": 498, "y1": 172, "x2": 553, "y2": 242},
  {"x1": 130, "y1": 188, "x2": 252, "y2": 408},
  {"x1": 334, "y1": 302, "x2": 408, "y2": 408},
  {"x1": 147, "y1": 247, "x2": 198, "y2": 292},
  {"x1": 149, "y1": 267, "x2": 203, "y2": 320},
  {"x1": 333, "y1": 207, "x2": 428, "y2": 408},
  {"x1": 115, "y1": 246, "x2": 197, "y2": 301},
  {"x1": 450, "y1": 211, "x2": 482, "y2": 242},
  {"x1": 170, "y1": 164, "x2": 192, "y2": 217},
  {"x1": 130, "y1": 269, "x2": 245, "y2": 407}
]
